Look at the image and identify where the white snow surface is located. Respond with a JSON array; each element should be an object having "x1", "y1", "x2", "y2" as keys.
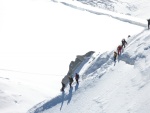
[
  {"x1": 0, "y1": 0, "x2": 150, "y2": 113},
  {"x1": 76, "y1": 0, "x2": 150, "y2": 19}
]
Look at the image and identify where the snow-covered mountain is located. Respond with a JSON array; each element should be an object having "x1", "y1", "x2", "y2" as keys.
[
  {"x1": 76, "y1": 0, "x2": 150, "y2": 19},
  {"x1": 28, "y1": 26, "x2": 150, "y2": 113},
  {"x1": 0, "y1": 0, "x2": 150, "y2": 113},
  {"x1": 28, "y1": 29, "x2": 150, "y2": 113}
]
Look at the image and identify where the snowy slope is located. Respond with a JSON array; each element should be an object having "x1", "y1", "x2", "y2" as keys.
[
  {"x1": 53, "y1": 0, "x2": 147, "y2": 27},
  {"x1": 29, "y1": 27, "x2": 150, "y2": 113},
  {"x1": 0, "y1": 0, "x2": 150, "y2": 113},
  {"x1": 76, "y1": 0, "x2": 150, "y2": 19}
]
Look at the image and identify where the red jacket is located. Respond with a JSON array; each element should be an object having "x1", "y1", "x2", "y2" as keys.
[{"x1": 117, "y1": 45, "x2": 122, "y2": 51}]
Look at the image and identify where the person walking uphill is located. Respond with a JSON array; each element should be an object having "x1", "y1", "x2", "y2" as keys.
[
  {"x1": 117, "y1": 45, "x2": 122, "y2": 55},
  {"x1": 113, "y1": 51, "x2": 117, "y2": 62},
  {"x1": 147, "y1": 19, "x2": 150, "y2": 30},
  {"x1": 69, "y1": 76, "x2": 73, "y2": 88},
  {"x1": 61, "y1": 75, "x2": 69, "y2": 92},
  {"x1": 122, "y1": 39, "x2": 127, "y2": 48},
  {"x1": 75, "y1": 73, "x2": 79, "y2": 84}
]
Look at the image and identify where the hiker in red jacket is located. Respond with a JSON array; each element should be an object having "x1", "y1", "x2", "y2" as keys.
[{"x1": 117, "y1": 45, "x2": 122, "y2": 55}]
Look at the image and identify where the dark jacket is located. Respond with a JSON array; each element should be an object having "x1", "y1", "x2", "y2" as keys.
[
  {"x1": 147, "y1": 19, "x2": 150, "y2": 23},
  {"x1": 122, "y1": 39, "x2": 127, "y2": 45},
  {"x1": 75, "y1": 73, "x2": 79, "y2": 79},
  {"x1": 69, "y1": 77, "x2": 73, "y2": 83},
  {"x1": 114, "y1": 52, "x2": 117, "y2": 57}
]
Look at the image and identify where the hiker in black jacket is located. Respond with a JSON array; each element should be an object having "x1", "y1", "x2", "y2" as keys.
[
  {"x1": 122, "y1": 39, "x2": 127, "y2": 48},
  {"x1": 147, "y1": 19, "x2": 150, "y2": 30},
  {"x1": 69, "y1": 76, "x2": 73, "y2": 87},
  {"x1": 75, "y1": 73, "x2": 79, "y2": 84}
]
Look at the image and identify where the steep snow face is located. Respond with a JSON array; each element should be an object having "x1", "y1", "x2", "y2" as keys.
[
  {"x1": 76, "y1": 0, "x2": 150, "y2": 19},
  {"x1": 28, "y1": 29, "x2": 150, "y2": 113}
]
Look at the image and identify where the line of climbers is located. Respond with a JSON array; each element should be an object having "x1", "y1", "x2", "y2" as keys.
[
  {"x1": 113, "y1": 37, "x2": 128, "y2": 62},
  {"x1": 60, "y1": 20, "x2": 150, "y2": 92},
  {"x1": 114, "y1": 18, "x2": 150, "y2": 62},
  {"x1": 61, "y1": 38, "x2": 128, "y2": 92},
  {"x1": 61, "y1": 38, "x2": 129, "y2": 92},
  {"x1": 61, "y1": 73, "x2": 79, "y2": 92}
]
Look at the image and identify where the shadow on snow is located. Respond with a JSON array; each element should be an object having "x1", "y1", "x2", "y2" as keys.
[{"x1": 28, "y1": 84, "x2": 79, "y2": 113}]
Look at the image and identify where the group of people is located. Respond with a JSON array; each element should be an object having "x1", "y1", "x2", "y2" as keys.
[
  {"x1": 61, "y1": 38, "x2": 128, "y2": 91},
  {"x1": 114, "y1": 38, "x2": 128, "y2": 62},
  {"x1": 61, "y1": 73, "x2": 79, "y2": 92},
  {"x1": 113, "y1": 18, "x2": 150, "y2": 61},
  {"x1": 60, "y1": 19, "x2": 150, "y2": 92}
]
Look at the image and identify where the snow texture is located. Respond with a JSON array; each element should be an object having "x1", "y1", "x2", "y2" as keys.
[{"x1": 0, "y1": 0, "x2": 150, "y2": 113}]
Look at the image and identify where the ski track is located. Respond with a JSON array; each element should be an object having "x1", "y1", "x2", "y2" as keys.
[{"x1": 51, "y1": 0, "x2": 147, "y2": 27}]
